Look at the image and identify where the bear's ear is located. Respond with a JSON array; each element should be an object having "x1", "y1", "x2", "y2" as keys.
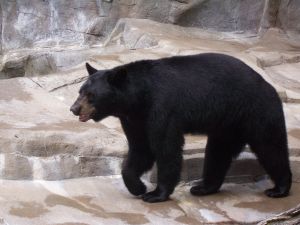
[
  {"x1": 86, "y1": 63, "x2": 98, "y2": 75},
  {"x1": 107, "y1": 68, "x2": 127, "y2": 88}
]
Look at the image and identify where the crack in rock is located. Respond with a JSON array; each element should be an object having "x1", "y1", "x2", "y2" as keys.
[
  {"x1": 27, "y1": 77, "x2": 44, "y2": 89},
  {"x1": 17, "y1": 11, "x2": 50, "y2": 19},
  {"x1": 64, "y1": 28, "x2": 104, "y2": 37},
  {"x1": 258, "y1": 204, "x2": 300, "y2": 225},
  {"x1": 49, "y1": 76, "x2": 88, "y2": 92}
]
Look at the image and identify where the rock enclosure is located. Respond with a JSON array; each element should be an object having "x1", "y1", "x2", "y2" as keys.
[
  {"x1": 0, "y1": 2, "x2": 300, "y2": 223},
  {"x1": 0, "y1": 0, "x2": 299, "y2": 183}
]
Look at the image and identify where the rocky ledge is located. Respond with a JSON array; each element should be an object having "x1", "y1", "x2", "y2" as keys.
[{"x1": 0, "y1": 19, "x2": 300, "y2": 182}]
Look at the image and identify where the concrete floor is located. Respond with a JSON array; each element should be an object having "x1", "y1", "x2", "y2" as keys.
[{"x1": 0, "y1": 176, "x2": 299, "y2": 225}]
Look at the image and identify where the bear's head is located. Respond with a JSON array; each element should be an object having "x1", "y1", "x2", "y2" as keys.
[{"x1": 70, "y1": 63, "x2": 128, "y2": 122}]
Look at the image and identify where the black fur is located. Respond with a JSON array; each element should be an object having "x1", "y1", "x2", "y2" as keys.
[{"x1": 71, "y1": 53, "x2": 292, "y2": 203}]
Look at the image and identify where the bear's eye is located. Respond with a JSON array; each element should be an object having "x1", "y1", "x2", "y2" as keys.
[
  {"x1": 86, "y1": 92, "x2": 93, "y2": 97},
  {"x1": 86, "y1": 92, "x2": 95, "y2": 102}
]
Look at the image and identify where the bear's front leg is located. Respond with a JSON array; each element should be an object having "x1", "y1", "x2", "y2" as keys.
[
  {"x1": 142, "y1": 119, "x2": 184, "y2": 203},
  {"x1": 141, "y1": 153, "x2": 183, "y2": 203},
  {"x1": 122, "y1": 149, "x2": 155, "y2": 196},
  {"x1": 120, "y1": 118, "x2": 155, "y2": 197}
]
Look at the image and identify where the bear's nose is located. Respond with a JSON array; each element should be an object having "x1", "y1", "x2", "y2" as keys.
[{"x1": 70, "y1": 104, "x2": 81, "y2": 116}]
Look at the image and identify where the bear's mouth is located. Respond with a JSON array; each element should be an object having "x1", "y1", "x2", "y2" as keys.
[{"x1": 79, "y1": 113, "x2": 93, "y2": 122}]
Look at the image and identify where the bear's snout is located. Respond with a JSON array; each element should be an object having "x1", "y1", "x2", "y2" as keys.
[{"x1": 70, "y1": 103, "x2": 81, "y2": 116}]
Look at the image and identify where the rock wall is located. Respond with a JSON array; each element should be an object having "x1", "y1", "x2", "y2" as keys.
[
  {"x1": 0, "y1": 0, "x2": 299, "y2": 52},
  {"x1": 278, "y1": 0, "x2": 300, "y2": 38},
  {"x1": 1, "y1": 0, "x2": 102, "y2": 50},
  {"x1": 1, "y1": 0, "x2": 299, "y2": 79}
]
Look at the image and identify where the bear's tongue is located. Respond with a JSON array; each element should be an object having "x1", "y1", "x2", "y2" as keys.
[{"x1": 79, "y1": 114, "x2": 89, "y2": 122}]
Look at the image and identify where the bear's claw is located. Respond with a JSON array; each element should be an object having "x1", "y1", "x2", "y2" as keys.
[
  {"x1": 142, "y1": 190, "x2": 169, "y2": 203},
  {"x1": 264, "y1": 187, "x2": 289, "y2": 198},
  {"x1": 190, "y1": 182, "x2": 220, "y2": 196}
]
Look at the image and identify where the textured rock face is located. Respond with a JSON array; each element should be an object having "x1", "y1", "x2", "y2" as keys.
[
  {"x1": 1, "y1": 0, "x2": 300, "y2": 52},
  {"x1": 278, "y1": 0, "x2": 300, "y2": 39},
  {"x1": 175, "y1": 0, "x2": 266, "y2": 32},
  {"x1": 1, "y1": 0, "x2": 300, "y2": 79},
  {"x1": 1, "y1": 0, "x2": 101, "y2": 50}
]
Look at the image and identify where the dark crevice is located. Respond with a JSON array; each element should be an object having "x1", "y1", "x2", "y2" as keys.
[
  {"x1": 27, "y1": 77, "x2": 44, "y2": 89},
  {"x1": 64, "y1": 28, "x2": 104, "y2": 37},
  {"x1": 49, "y1": 76, "x2": 88, "y2": 92}
]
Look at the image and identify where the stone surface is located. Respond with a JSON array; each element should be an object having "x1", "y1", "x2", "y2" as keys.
[
  {"x1": 0, "y1": 47, "x2": 106, "y2": 79},
  {"x1": 1, "y1": 0, "x2": 300, "y2": 53},
  {"x1": 175, "y1": 0, "x2": 266, "y2": 33},
  {"x1": 258, "y1": 204, "x2": 300, "y2": 225},
  {"x1": 1, "y1": 0, "x2": 102, "y2": 50},
  {"x1": 265, "y1": 62, "x2": 300, "y2": 94},
  {"x1": 277, "y1": 0, "x2": 300, "y2": 39},
  {"x1": 0, "y1": 176, "x2": 299, "y2": 225},
  {"x1": 0, "y1": 76, "x2": 127, "y2": 180}
]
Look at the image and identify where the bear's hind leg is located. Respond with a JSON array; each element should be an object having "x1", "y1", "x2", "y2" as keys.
[
  {"x1": 250, "y1": 141, "x2": 292, "y2": 198},
  {"x1": 191, "y1": 136, "x2": 245, "y2": 196}
]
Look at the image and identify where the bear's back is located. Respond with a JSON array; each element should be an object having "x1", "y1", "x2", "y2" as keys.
[
  {"x1": 125, "y1": 53, "x2": 282, "y2": 134},
  {"x1": 131, "y1": 53, "x2": 276, "y2": 104}
]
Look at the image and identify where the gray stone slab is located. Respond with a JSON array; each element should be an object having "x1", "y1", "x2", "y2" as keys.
[
  {"x1": 0, "y1": 177, "x2": 299, "y2": 224},
  {"x1": 0, "y1": 76, "x2": 127, "y2": 180}
]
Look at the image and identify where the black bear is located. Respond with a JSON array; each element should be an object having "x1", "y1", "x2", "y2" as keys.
[{"x1": 70, "y1": 53, "x2": 292, "y2": 203}]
